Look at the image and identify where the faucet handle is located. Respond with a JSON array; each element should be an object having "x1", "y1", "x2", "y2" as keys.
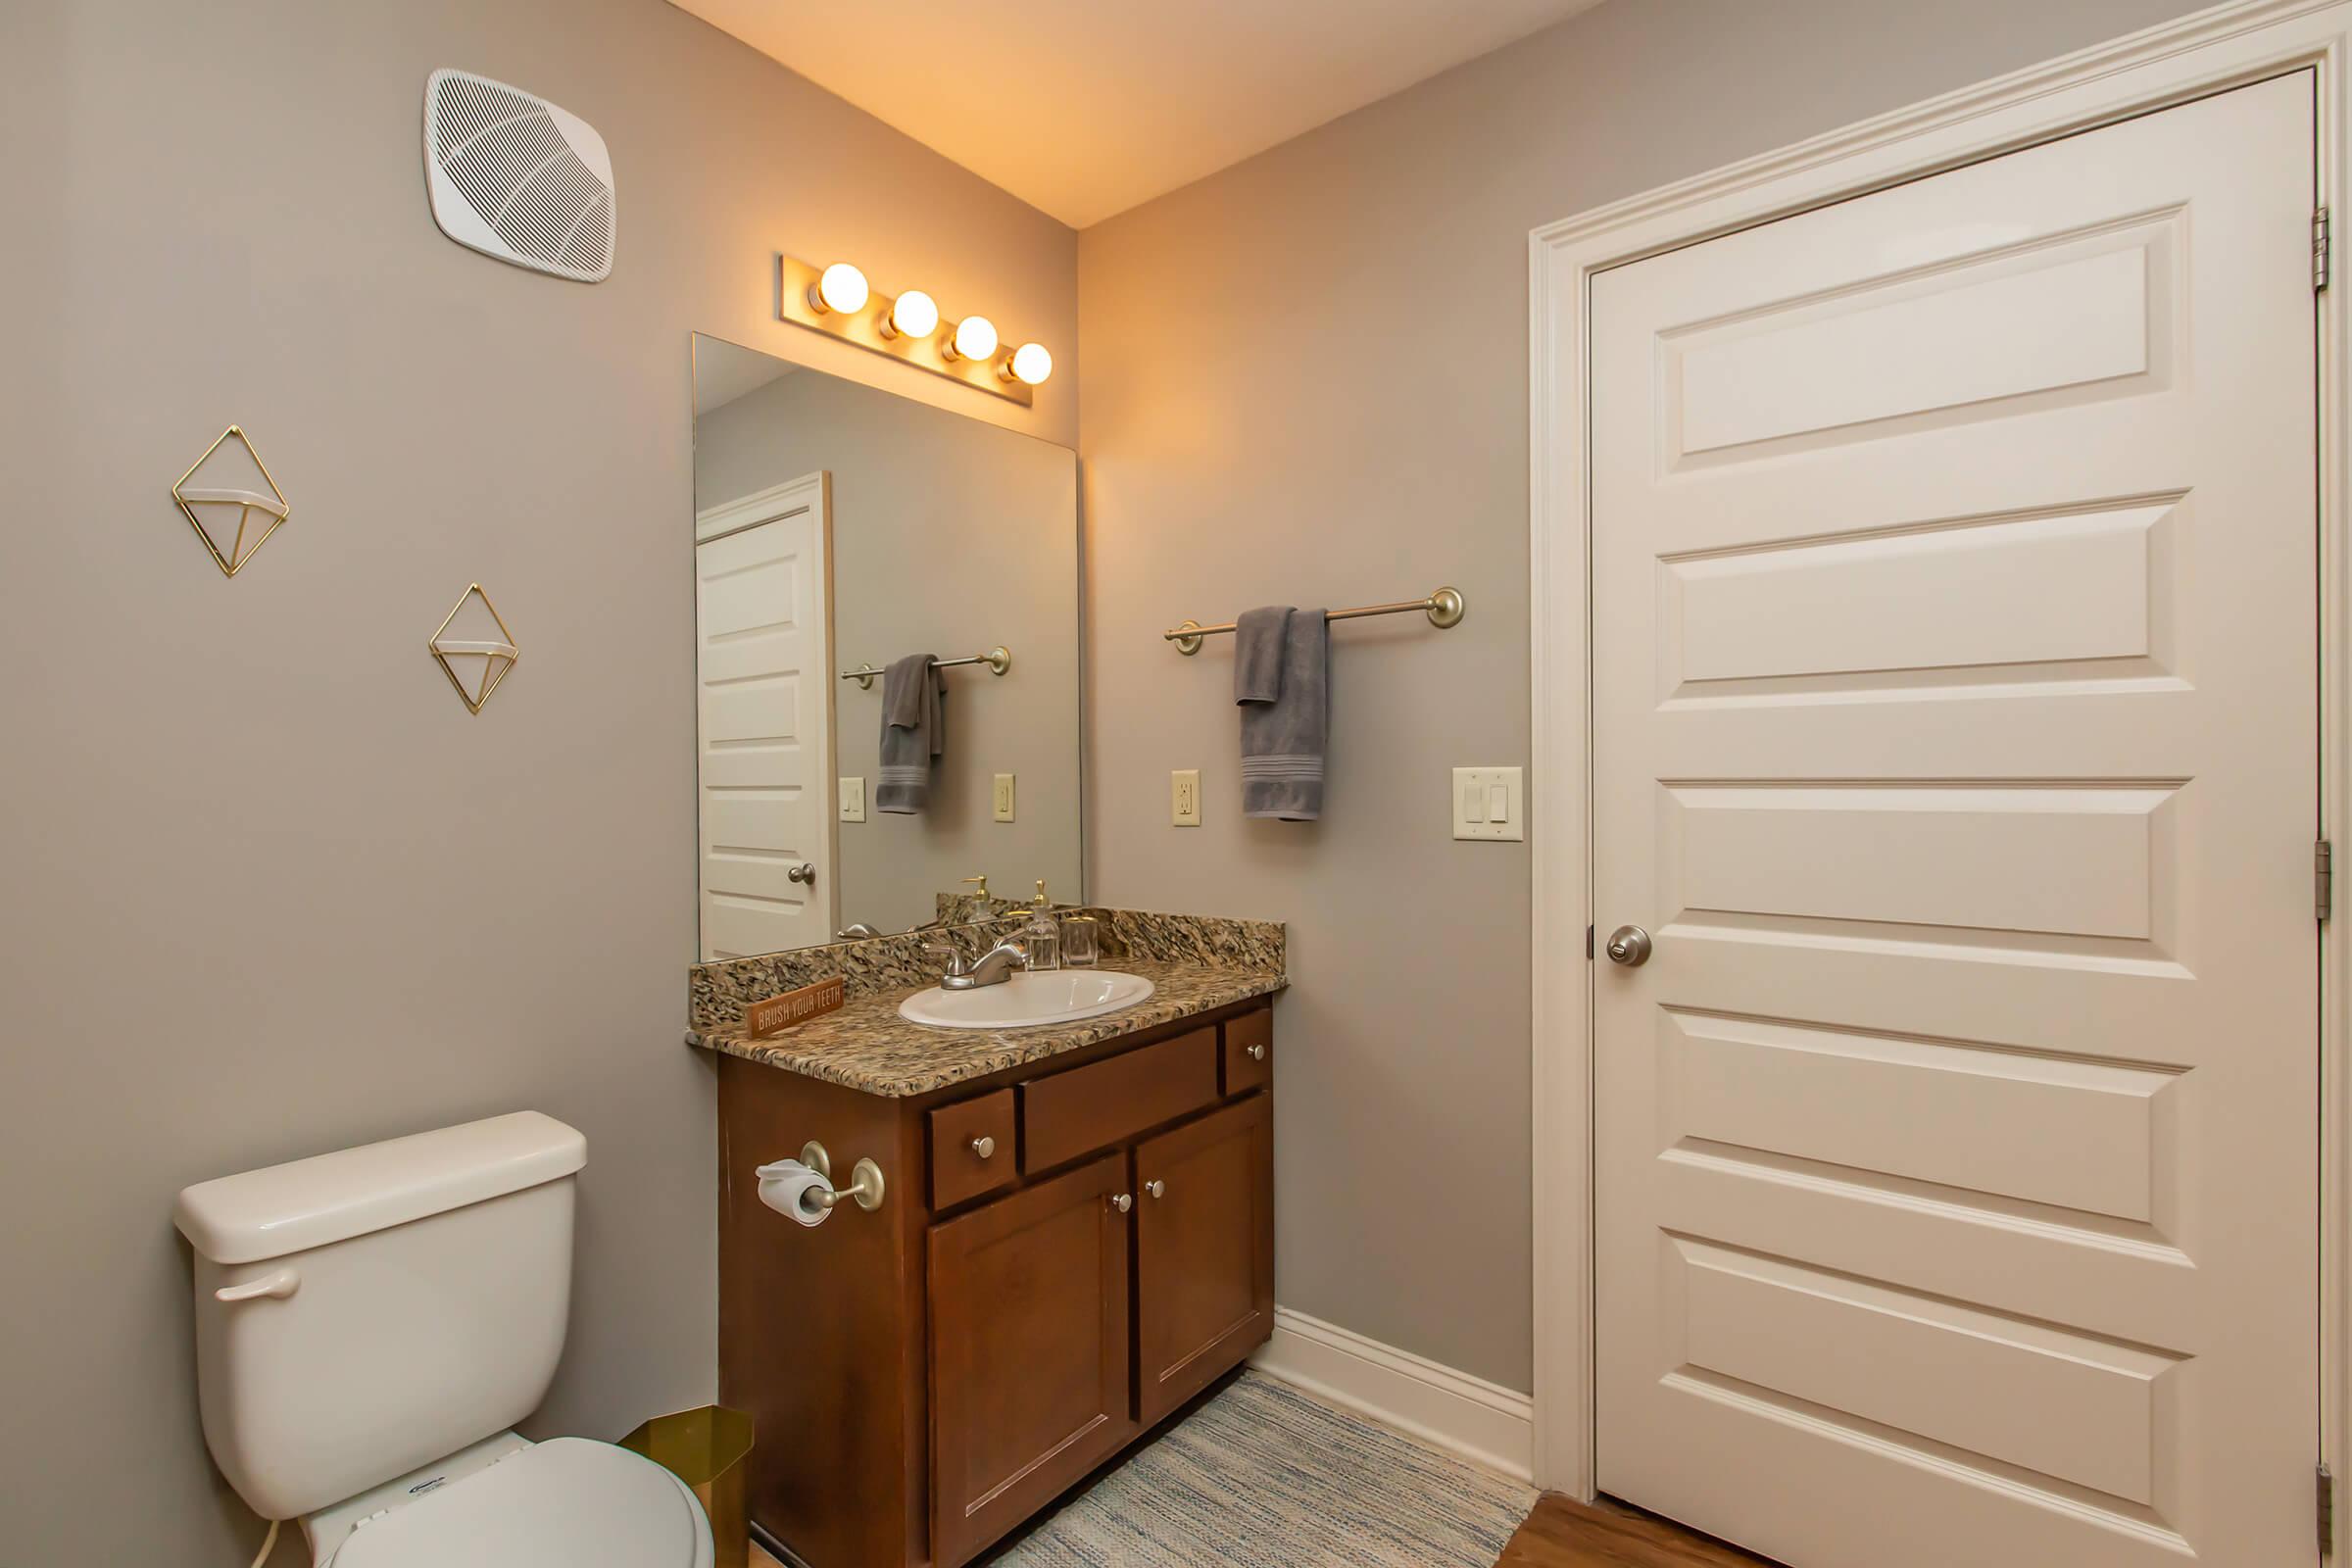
[{"x1": 924, "y1": 940, "x2": 973, "y2": 978}]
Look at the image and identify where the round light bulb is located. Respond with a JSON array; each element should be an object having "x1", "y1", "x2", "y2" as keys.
[
  {"x1": 887, "y1": 289, "x2": 939, "y2": 340},
  {"x1": 1007, "y1": 342, "x2": 1054, "y2": 386},
  {"x1": 951, "y1": 315, "x2": 999, "y2": 362},
  {"x1": 812, "y1": 262, "x2": 868, "y2": 315}
]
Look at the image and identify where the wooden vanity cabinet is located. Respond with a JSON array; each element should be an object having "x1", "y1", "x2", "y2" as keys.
[
  {"x1": 928, "y1": 1153, "x2": 1136, "y2": 1568},
  {"x1": 716, "y1": 997, "x2": 1276, "y2": 1568},
  {"x1": 1135, "y1": 1094, "x2": 1273, "y2": 1425}
]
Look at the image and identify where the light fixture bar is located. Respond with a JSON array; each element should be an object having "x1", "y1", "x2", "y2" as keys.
[{"x1": 774, "y1": 254, "x2": 1042, "y2": 407}]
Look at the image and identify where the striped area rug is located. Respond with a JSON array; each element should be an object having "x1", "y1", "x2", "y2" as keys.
[{"x1": 994, "y1": 1372, "x2": 1537, "y2": 1567}]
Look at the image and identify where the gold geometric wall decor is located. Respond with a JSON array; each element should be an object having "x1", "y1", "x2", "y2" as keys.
[
  {"x1": 427, "y1": 583, "x2": 519, "y2": 715},
  {"x1": 171, "y1": 424, "x2": 291, "y2": 578}
]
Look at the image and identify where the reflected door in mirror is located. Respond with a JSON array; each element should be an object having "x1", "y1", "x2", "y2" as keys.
[{"x1": 695, "y1": 471, "x2": 835, "y2": 959}]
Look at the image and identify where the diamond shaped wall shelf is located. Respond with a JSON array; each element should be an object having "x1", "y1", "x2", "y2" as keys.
[
  {"x1": 172, "y1": 424, "x2": 290, "y2": 578},
  {"x1": 428, "y1": 584, "x2": 519, "y2": 715}
]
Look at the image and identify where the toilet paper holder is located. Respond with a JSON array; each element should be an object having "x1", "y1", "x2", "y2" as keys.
[{"x1": 799, "y1": 1140, "x2": 886, "y2": 1213}]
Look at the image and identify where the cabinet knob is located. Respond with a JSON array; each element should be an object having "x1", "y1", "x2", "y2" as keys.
[
  {"x1": 1144, "y1": 1180, "x2": 1165, "y2": 1199},
  {"x1": 1109, "y1": 1193, "x2": 1133, "y2": 1213},
  {"x1": 969, "y1": 1135, "x2": 996, "y2": 1159},
  {"x1": 1247, "y1": 1043, "x2": 1266, "y2": 1061}
]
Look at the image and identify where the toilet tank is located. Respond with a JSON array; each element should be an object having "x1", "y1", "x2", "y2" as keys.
[{"x1": 174, "y1": 1112, "x2": 588, "y2": 1521}]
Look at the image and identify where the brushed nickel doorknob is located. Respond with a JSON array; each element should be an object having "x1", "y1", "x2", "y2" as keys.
[
  {"x1": 788, "y1": 862, "x2": 816, "y2": 885},
  {"x1": 969, "y1": 1136, "x2": 996, "y2": 1159},
  {"x1": 1605, "y1": 925, "x2": 1652, "y2": 966}
]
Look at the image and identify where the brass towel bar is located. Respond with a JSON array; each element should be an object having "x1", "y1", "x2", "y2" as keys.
[
  {"x1": 1164, "y1": 587, "x2": 1465, "y2": 656},
  {"x1": 841, "y1": 646, "x2": 1012, "y2": 689}
]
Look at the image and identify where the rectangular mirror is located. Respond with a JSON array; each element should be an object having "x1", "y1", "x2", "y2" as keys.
[{"x1": 692, "y1": 333, "x2": 1081, "y2": 959}]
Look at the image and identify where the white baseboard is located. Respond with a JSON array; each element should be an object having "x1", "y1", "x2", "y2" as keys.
[{"x1": 1249, "y1": 1305, "x2": 1535, "y2": 1483}]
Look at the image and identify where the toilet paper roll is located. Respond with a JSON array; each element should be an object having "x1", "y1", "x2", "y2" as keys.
[{"x1": 754, "y1": 1159, "x2": 834, "y2": 1227}]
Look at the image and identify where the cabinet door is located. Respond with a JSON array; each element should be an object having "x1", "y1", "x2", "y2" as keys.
[
  {"x1": 1135, "y1": 1095, "x2": 1274, "y2": 1425},
  {"x1": 929, "y1": 1152, "x2": 1136, "y2": 1568}
]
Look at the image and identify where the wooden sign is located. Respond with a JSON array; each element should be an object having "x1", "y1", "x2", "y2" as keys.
[{"x1": 745, "y1": 976, "x2": 846, "y2": 1038}]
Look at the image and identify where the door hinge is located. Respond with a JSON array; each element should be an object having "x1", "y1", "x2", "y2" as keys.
[
  {"x1": 1586, "y1": 924, "x2": 1595, "y2": 959},
  {"x1": 2321, "y1": 841, "x2": 2334, "y2": 922},
  {"x1": 2319, "y1": 207, "x2": 2333, "y2": 291},
  {"x1": 2321, "y1": 1462, "x2": 2335, "y2": 1554}
]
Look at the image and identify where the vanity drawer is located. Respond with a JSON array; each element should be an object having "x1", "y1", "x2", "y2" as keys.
[
  {"x1": 1018, "y1": 1028, "x2": 1218, "y2": 1175},
  {"x1": 930, "y1": 1090, "x2": 1017, "y2": 1210},
  {"x1": 1221, "y1": 1008, "x2": 1272, "y2": 1097}
]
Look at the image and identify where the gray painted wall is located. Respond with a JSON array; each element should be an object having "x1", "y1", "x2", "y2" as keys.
[
  {"x1": 694, "y1": 359, "x2": 1082, "y2": 937},
  {"x1": 1075, "y1": 0, "x2": 2210, "y2": 1393},
  {"x1": 0, "y1": 1, "x2": 1072, "y2": 1561}
]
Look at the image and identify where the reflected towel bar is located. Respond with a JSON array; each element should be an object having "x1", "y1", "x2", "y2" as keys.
[
  {"x1": 1164, "y1": 587, "x2": 1464, "y2": 655},
  {"x1": 842, "y1": 646, "x2": 1012, "y2": 689}
]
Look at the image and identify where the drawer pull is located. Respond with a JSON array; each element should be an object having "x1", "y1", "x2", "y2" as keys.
[
  {"x1": 970, "y1": 1135, "x2": 997, "y2": 1159},
  {"x1": 1109, "y1": 1192, "x2": 1133, "y2": 1213},
  {"x1": 1247, "y1": 1043, "x2": 1266, "y2": 1060},
  {"x1": 1145, "y1": 1179, "x2": 1165, "y2": 1199}
]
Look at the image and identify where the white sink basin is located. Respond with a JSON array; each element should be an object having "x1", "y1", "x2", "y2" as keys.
[{"x1": 899, "y1": 969, "x2": 1155, "y2": 1030}]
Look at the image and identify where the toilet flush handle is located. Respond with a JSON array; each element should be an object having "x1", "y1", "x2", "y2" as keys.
[{"x1": 215, "y1": 1268, "x2": 300, "y2": 1303}]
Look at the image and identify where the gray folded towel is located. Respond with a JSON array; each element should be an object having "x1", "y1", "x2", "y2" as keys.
[
  {"x1": 1233, "y1": 606, "x2": 1290, "y2": 705},
  {"x1": 877, "y1": 653, "x2": 945, "y2": 814},
  {"x1": 1238, "y1": 607, "x2": 1328, "y2": 821}
]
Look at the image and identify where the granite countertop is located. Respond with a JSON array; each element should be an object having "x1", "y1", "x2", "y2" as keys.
[{"x1": 693, "y1": 957, "x2": 1286, "y2": 1098}]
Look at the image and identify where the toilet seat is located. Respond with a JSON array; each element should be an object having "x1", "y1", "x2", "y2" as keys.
[{"x1": 327, "y1": 1437, "x2": 710, "y2": 1568}]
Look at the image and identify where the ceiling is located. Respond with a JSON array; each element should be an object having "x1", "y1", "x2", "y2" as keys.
[{"x1": 670, "y1": 0, "x2": 1605, "y2": 227}]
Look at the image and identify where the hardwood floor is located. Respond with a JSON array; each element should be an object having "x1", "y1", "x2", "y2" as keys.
[
  {"x1": 758, "y1": 1494, "x2": 1770, "y2": 1568},
  {"x1": 1494, "y1": 1494, "x2": 1777, "y2": 1567}
]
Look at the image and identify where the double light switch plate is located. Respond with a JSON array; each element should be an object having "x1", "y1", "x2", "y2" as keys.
[{"x1": 1453, "y1": 767, "x2": 1523, "y2": 841}]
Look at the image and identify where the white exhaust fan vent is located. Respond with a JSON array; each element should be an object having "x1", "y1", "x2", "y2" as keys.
[{"x1": 424, "y1": 69, "x2": 615, "y2": 283}]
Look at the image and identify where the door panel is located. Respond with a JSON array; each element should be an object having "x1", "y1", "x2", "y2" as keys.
[
  {"x1": 1136, "y1": 1096, "x2": 1274, "y2": 1425},
  {"x1": 1590, "y1": 74, "x2": 2317, "y2": 1567},
  {"x1": 928, "y1": 1153, "x2": 1135, "y2": 1568},
  {"x1": 694, "y1": 472, "x2": 832, "y2": 960}
]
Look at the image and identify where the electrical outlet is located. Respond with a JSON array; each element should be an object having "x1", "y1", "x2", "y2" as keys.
[
  {"x1": 993, "y1": 773, "x2": 1015, "y2": 822},
  {"x1": 1452, "y1": 767, "x2": 1523, "y2": 841},
  {"x1": 1171, "y1": 769, "x2": 1201, "y2": 826},
  {"x1": 839, "y1": 777, "x2": 866, "y2": 823}
]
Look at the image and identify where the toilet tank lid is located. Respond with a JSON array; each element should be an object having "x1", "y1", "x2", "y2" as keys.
[{"x1": 175, "y1": 1112, "x2": 587, "y2": 1265}]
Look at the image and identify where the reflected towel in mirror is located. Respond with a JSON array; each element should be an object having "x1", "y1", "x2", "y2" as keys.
[{"x1": 878, "y1": 652, "x2": 946, "y2": 813}]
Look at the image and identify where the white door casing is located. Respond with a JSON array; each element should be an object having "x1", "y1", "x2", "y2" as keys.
[
  {"x1": 1533, "y1": 7, "x2": 2352, "y2": 1539},
  {"x1": 1581, "y1": 69, "x2": 2316, "y2": 1568},
  {"x1": 695, "y1": 473, "x2": 836, "y2": 961}
]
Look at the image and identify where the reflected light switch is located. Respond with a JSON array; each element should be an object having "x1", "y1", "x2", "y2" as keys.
[
  {"x1": 993, "y1": 773, "x2": 1015, "y2": 822},
  {"x1": 1452, "y1": 767, "x2": 1523, "y2": 841}
]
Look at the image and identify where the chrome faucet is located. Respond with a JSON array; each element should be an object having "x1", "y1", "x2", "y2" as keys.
[{"x1": 931, "y1": 937, "x2": 1028, "y2": 991}]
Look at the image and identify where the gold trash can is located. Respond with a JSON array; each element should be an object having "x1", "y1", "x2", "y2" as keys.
[{"x1": 620, "y1": 1404, "x2": 757, "y2": 1568}]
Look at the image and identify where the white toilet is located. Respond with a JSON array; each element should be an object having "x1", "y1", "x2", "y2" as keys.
[{"x1": 174, "y1": 1111, "x2": 714, "y2": 1567}]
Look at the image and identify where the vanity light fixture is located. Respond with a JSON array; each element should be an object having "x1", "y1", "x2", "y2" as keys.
[
  {"x1": 880, "y1": 288, "x2": 939, "y2": 341},
  {"x1": 808, "y1": 262, "x2": 869, "y2": 315},
  {"x1": 943, "y1": 314, "x2": 999, "y2": 364},
  {"x1": 775, "y1": 252, "x2": 1045, "y2": 406},
  {"x1": 1004, "y1": 343, "x2": 1054, "y2": 386}
]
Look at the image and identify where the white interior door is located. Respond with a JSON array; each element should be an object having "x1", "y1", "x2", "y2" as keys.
[
  {"x1": 695, "y1": 472, "x2": 834, "y2": 960},
  {"x1": 1590, "y1": 74, "x2": 2319, "y2": 1566}
]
